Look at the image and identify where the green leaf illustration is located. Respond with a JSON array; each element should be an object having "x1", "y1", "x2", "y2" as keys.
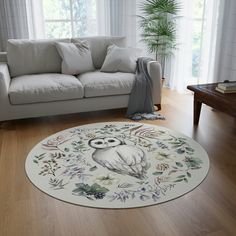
[
  {"x1": 90, "y1": 183, "x2": 109, "y2": 194},
  {"x1": 168, "y1": 169, "x2": 177, "y2": 175},
  {"x1": 177, "y1": 175, "x2": 186, "y2": 178},
  {"x1": 152, "y1": 171, "x2": 163, "y2": 175},
  {"x1": 89, "y1": 166, "x2": 97, "y2": 171},
  {"x1": 174, "y1": 179, "x2": 183, "y2": 182},
  {"x1": 35, "y1": 153, "x2": 46, "y2": 160},
  {"x1": 187, "y1": 172, "x2": 191, "y2": 178},
  {"x1": 73, "y1": 183, "x2": 109, "y2": 196},
  {"x1": 39, "y1": 153, "x2": 46, "y2": 157},
  {"x1": 73, "y1": 183, "x2": 91, "y2": 194},
  {"x1": 176, "y1": 162, "x2": 183, "y2": 167},
  {"x1": 177, "y1": 148, "x2": 185, "y2": 154},
  {"x1": 184, "y1": 157, "x2": 203, "y2": 169}
]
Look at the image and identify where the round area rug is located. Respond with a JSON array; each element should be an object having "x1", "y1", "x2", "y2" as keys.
[{"x1": 25, "y1": 122, "x2": 209, "y2": 209}]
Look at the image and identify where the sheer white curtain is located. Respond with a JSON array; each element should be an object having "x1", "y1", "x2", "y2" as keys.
[
  {"x1": 26, "y1": 0, "x2": 45, "y2": 39},
  {"x1": 96, "y1": 0, "x2": 111, "y2": 35},
  {"x1": 215, "y1": 0, "x2": 235, "y2": 83},
  {"x1": 199, "y1": 0, "x2": 222, "y2": 84},
  {"x1": 207, "y1": 0, "x2": 225, "y2": 83},
  {"x1": 0, "y1": 0, "x2": 44, "y2": 51},
  {"x1": 0, "y1": 0, "x2": 29, "y2": 51},
  {"x1": 167, "y1": 0, "x2": 223, "y2": 92},
  {"x1": 96, "y1": 0, "x2": 137, "y2": 47},
  {"x1": 166, "y1": 0, "x2": 193, "y2": 92}
]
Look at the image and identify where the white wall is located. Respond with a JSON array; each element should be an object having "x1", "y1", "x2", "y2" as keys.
[{"x1": 217, "y1": 0, "x2": 236, "y2": 82}]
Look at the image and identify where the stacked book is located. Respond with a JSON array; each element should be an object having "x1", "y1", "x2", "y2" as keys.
[{"x1": 215, "y1": 82, "x2": 236, "y2": 94}]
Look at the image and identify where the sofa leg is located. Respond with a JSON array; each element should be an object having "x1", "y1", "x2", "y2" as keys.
[{"x1": 154, "y1": 104, "x2": 161, "y2": 111}]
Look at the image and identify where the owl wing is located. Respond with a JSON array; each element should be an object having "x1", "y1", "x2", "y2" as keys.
[{"x1": 112, "y1": 145, "x2": 149, "y2": 179}]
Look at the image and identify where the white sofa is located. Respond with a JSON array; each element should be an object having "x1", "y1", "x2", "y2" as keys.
[{"x1": 0, "y1": 36, "x2": 162, "y2": 122}]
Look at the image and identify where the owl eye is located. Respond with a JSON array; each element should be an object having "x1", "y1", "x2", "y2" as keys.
[
  {"x1": 108, "y1": 139, "x2": 115, "y2": 143},
  {"x1": 95, "y1": 141, "x2": 103, "y2": 145}
]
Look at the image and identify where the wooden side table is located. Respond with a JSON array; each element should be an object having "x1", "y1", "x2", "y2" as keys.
[{"x1": 187, "y1": 83, "x2": 236, "y2": 125}]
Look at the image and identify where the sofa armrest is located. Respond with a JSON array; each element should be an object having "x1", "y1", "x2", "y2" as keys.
[
  {"x1": 147, "y1": 60, "x2": 162, "y2": 107},
  {"x1": 0, "y1": 63, "x2": 11, "y2": 97}
]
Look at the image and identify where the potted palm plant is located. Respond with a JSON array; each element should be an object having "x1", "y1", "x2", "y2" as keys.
[{"x1": 138, "y1": 0, "x2": 180, "y2": 79}]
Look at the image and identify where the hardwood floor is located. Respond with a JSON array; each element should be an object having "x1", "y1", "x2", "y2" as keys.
[{"x1": 0, "y1": 88, "x2": 235, "y2": 236}]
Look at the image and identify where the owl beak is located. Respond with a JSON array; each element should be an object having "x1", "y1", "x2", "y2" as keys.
[{"x1": 104, "y1": 142, "x2": 109, "y2": 147}]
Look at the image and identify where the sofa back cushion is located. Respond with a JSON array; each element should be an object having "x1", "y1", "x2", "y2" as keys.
[
  {"x1": 7, "y1": 38, "x2": 70, "y2": 77},
  {"x1": 71, "y1": 36, "x2": 126, "y2": 69},
  {"x1": 0, "y1": 52, "x2": 7, "y2": 62}
]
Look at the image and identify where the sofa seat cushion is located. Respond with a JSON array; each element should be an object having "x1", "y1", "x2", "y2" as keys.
[
  {"x1": 9, "y1": 74, "x2": 84, "y2": 105},
  {"x1": 77, "y1": 71, "x2": 135, "y2": 98}
]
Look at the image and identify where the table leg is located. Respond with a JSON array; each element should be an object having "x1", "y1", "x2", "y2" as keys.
[{"x1": 194, "y1": 98, "x2": 202, "y2": 125}]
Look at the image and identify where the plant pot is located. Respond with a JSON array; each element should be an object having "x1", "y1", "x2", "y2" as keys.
[{"x1": 161, "y1": 78, "x2": 165, "y2": 87}]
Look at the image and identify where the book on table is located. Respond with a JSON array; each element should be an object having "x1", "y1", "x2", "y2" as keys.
[
  {"x1": 215, "y1": 86, "x2": 236, "y2": 94},
  {"x1": 218, "y1": 81, "x2": 236, "y2": 91}
]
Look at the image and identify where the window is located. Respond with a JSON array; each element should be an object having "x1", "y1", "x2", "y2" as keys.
[{"x1": 42, "y1": 0, "x2": 97, "y2": 38}]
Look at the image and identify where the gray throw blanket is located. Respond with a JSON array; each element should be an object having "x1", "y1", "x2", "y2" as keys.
[{"x1": 126, "y1": 57, "x2": 154, "y2": 117}]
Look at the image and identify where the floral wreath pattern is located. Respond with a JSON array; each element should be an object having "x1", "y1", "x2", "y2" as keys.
[{"x1": 25, "y1": 122, "x2": 209, "y2": 208}]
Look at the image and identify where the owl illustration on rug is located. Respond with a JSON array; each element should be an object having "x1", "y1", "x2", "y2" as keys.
[{"x1": 89, "y1": 137, "x2": 150, "y2": 179}]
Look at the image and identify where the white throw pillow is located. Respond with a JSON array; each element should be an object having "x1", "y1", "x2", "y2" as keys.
[
  {"x1": 55, "y1": 41, "x2": 95, "y2": 75},
  {"x1": 100, "y1": 44, "x2": 142, "y2": 73}
]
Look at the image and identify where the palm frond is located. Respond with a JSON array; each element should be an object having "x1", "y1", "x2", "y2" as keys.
[
  {"x1": 140, "y1": 0, "x2": 181, "y2": 15},
  {"x1": 138, "y1": 0, "x2": 180, "y2": 63}
]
